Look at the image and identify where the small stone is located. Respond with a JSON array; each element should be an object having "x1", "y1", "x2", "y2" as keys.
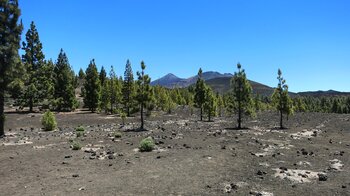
[
  {"x1": 156, "y1": 156, "x2": 161, "y2": 159},
  {"x1": 65, "y1": 155, "x2": 72, "y2": 159},
  {"x1": 318, "y1": 173, "x2": 328, "y2": 181},
  {"x1": 279, "y1": 167, "x2": 288, "y2": 171},
  {"x1": 72, "y1": 174, "x2": 79, "y2": 178}
]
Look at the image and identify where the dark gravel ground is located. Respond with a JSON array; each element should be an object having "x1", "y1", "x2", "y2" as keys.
[{"x1": 0, "y1": 108, "x2": 349, "y2": 196}]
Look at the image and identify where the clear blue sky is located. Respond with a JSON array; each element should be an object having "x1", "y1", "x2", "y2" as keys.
[{"x1": 19, "y1": 0, "x2": 350, "y2": 92}]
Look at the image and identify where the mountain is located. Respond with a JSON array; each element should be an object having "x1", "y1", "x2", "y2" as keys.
[
  {"x1": 151, "y1": 71, "x2": 233, "y2": 88},
  {"x1": 152, "y1": 72, "x2": 349, "y2": 97},
  {"x1": 297, "y1": 90, "x2": 350, "y2": 97},
  {"x1": 205, "y1": 77, "x2": 280, "y2": 96}
]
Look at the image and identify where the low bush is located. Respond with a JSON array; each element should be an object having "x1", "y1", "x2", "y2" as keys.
[
  {"x1": 41, "y1": 111, "x2": 57, "y2": 131},
  {"x1": 71, "y1": 141, "x2": 82, "y2": 150},
  {"x1": 75, "y1": 126, "x2": 85, "y2": 132},
  {"x1": 139, "y1": 137, "x2": 155, "y2": 152},
  {"x1": 75, "y1": 126, "x2": 85, "y2": 137},
  {"x1": 114, "y1": 131, "x2": 122, "y2": 138}
]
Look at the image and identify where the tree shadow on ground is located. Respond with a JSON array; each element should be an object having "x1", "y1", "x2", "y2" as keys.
[
  {"x1": 270, "y1": 126, "x2": 289, "y2": 130},
  {"x1": 225, "y1": 127, "x2": 250, "y2": 131},
  {"x1": 5, "y1": 110, "x2": 39, "y2": 114},
  {"x1": 123, "y1": 127, "x2": 149, "y2": 132}
]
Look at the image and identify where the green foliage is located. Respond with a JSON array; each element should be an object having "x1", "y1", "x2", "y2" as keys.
[
  {"x1": 113, "y1": 131, "x2": 122, "y2": 138},
  {"x1": 83, "y1": 59, "x2": 100, "y2": 112},
  {"x1": 271, "y1": 69, "x2": 293, "y2": 129},
  {"x1": 78, "y1": 68, "x2": 85, "y2": 79},
  {"x1": 21, "y1": 21, "x2": 46, "y2": 112},
  {"x1": 122, "y1": 59, "x2": 137, "y2": 117},
  {"x1": 139, "y1": 137, "x2": 155, "y2": 152},
  {"x1": 109, "y1": 65, "x2": 122, "y2": 113},
  {"x1": 216, "y1": 92, "x2": 224, "y2": 117},
  {"x1": 99, "y1": 66, "x2": 107, "y2": 86},
  {"x1": 100, "y1": 79, "x2": 111, "y2": 113},
  {"x1": 229, "y1": 63, "x2": 255, "y2": 129},
  {"x1": 136, "y1": 61, "x2": 153, "y2": 130},
  {"x1": 75, "y1": 126, "x2": 85, "y2": 132},
  {"x1": 54, "y1": 49, "x2": 77, "y2": 111},
  {"x1": 71, "y1": 141, "x2": 82, "y2": 150},
  {"x1": 194, "y1": 68, "x2": 206, "y2": 121},
  {"x1": 119, "y1": 111, "x2": 127, "y2": 125},
  {"x1": 41, "y1": 110, "x2": 57, "y2": 131},
  {"x1": 0, "y1": 0, "x2": 23, "y2": 136},
  {"x1": 203, "y1": 86, "x2": 217, "y2": 121}
]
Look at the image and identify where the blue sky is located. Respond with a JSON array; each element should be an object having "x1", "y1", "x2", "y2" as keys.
[{"x1": 19, "y1": 0, "x2": 350, "y2": 92}]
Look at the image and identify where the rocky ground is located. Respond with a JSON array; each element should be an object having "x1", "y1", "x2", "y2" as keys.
[{"x1": 0, "y1": 108, "x2": 349, "y2": 196}]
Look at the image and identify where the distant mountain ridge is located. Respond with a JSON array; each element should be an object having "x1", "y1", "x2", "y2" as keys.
[
  {"x1": 151, "y1": 71, "x2": 233, "y2": 88},
  {"x1": 151, "y1": 72, "x2": 350, "y2": 97}
]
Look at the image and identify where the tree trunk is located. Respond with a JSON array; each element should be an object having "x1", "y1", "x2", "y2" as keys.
[
  {"x1": 29, "y1": 97, "x2": 33, "y2": 112},
  {"x1": 200, "y1": 107, "x2": 203, "y2": 121},
  {"x1": 208, "y1": 111, "x2": 211, "y2": 122},
  {"x1": 280, "y1": 110, "x2": 283, "y2": 129},
  {"x1": 140, "y1": 103, "x2": 144, "y2": 130},
  {"x1": 238, "y1": 100, "x2": 242, "y2": 129},
  {"x1": 0, "y1": 87, "x2": 5, "y2": 137}
]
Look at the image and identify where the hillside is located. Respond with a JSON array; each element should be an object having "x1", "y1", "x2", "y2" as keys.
[
  {"x1": 151, "y1": 71, "x2": 233, "y2": 88},
  {"x1": 205, "y1": 77, "x2": 278, "y2": 96}
]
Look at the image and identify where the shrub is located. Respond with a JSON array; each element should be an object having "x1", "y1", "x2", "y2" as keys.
[
  {"x1": 42, "y1": 111, "x2": 57, "y2": 131},
  {"x1": 114, "y1": 131, "x2": 122, "y2": 138},
  {"x1": 75, "y1": 126, "x2": 85, "y2": 137},
  {"x1": 139, "y1": 137, "x2": 155, "y2": 152},
  {"x1": 75, "y1": 126, "x2": 85, "y2": 132},
  {"x1": 120, "y1": 112, "x2": 126, "y2": 126},
  {"x1": 76, "y1": 131, "x2": 83, "y2": 137},
  {"x1": 71, "y1": 141, "x2": 82, "y2": 150}
]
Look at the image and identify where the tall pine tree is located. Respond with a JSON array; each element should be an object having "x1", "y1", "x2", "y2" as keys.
[
  {"x1": 122, "y1": 59, "x2": 136, "y2": 116},
  {"x1": 83, "y1": 59, "x2": 100, "y2": 112},
  {"x1": 203, "y1": 86, "x2": 217, "y2": 122},
  {"x1": 54, "y1": 49, "x2": 76, "y2": 111},
  {"x1": 194, "y1": 68, "x2": 206, "y2": 121},
  {"x1": 109, "y1": 65, "x2": 122, "y2": 113},
  {"x1": 229, "y1": 63, "x2": 255, "y2": 129},
  {"x1": 136, "y1": 61, "x2": 152, "y2": 130},
  {"x1": 271, "y1": 69, "x2": 293, "y2": 129},
  {"x1": 0, "y1": 0, "x2": 23, "y2": 137},
  {"x1": 99, "y1": 66, "x2": 107, "y2": 86},
  {"x1": 21, "y1": 21, "x2": 45, "y2": 112}
]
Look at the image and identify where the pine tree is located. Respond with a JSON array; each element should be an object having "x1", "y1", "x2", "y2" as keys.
[
  {"x1": 271, "y1": 69, "x2": 293, "y2": 129},
  {"x1": 53, "y1": 49, "x2": 77, "y2": 111},
  {"x1": 229, "y1": 63, "x2": 255, "y2": 129},
  {"x1": 99, "y1": 66, "x2": 107, "y2": 86},
  {"x1": 100, "y1": 79, "x2": 111, "y2": 113},
  {"x1": 78, "y1": 68, "x2": 85, "y2": 79},
  {"x1": 136, "y1": 61, "x2": 152, "y2": 130},
  {"x1": 83, "y1": 59, "x2": 100, "y2": 112},
  {"x1": 109, "y1": 65, "x2": 122, "y2": 113},
  {"x1": 203, "y1": 86, "x2": 217, "y2": 121},
  {"x1": 216, "y1": 92, "x2": 224, "y2": 117},
  {"x1": 122, "y1": 59, "x2": 136, "y2": 116},
  {"x1": 0, "y1": 0, "x2": 23, "y2": 137},
  {"x1": 21, "y1": 21, "x2": 45, "y2": 112},
  {"x1": 194, "y1": 68, "x2": 206, "y2": 121}
]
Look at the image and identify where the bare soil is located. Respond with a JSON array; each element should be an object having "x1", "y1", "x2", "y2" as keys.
[{"x1": 1, "y1": 108, "x2": 349, "y2": 195}]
